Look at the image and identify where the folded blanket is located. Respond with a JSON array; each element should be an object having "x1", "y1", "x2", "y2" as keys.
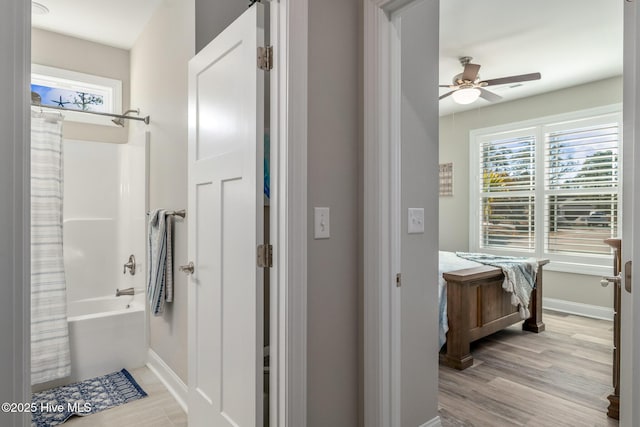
[{"x1": 455, "y1": 252, "x2": 538, "y2": 319}]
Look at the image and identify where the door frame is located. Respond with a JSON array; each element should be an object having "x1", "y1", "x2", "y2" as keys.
[
  {"x1": 365, "y1": 1, "x2": 640, "y2": 427},
  {"x1": 621, "y1": 1, "x2": 639, "y2": 425},
  {"x1": 6, "y1": 0, "x2": 308, "y2": 426},
  {"x1": 363, "y1": 1, "x2": 421, "y2": 426},
  {"x1": 268, "y1": 1, "x2": 308, "y2": 425},
  {"x1": 1, "y1": 1, "x2": 31, "y2": 426}
]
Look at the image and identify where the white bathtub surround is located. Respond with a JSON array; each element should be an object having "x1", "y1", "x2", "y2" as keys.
[
  {"x1": 63, "y1": 136, "x2": 148, "y2": 303},
  {"x1": 30, "y1": 111, "x2": 71, "y2": 385},
  {"x1": 63, "y1": 140, "x2": 124, "y2": 301},
  {"x1": 116, "y1": 130, "x2": 149, "y2": 298},
  {"x1": 57, "y1": 135, "x2": 149, "y2": 387},
  {"x1": 66, "y1": 295, "x2": 147, "y2": 383}
]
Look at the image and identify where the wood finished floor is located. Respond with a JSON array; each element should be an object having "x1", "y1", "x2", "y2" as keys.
[
  {"x1": 58, "y1": 311, "x2": 615, "y2": 427},
  {"x1": 439, "y1": 310, "x2": 619, "y2": 427},
  {"x1": 63, "y1": 366, "x2": 187, "y2": 427}
]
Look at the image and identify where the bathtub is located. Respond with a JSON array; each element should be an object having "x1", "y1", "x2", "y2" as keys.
[{"x1": 66, "y1": 294, "x2": 147, "y2": 383}]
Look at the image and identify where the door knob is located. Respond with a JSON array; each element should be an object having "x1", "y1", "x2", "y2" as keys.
[
  {"x1": 601, "y1": 274, "x2": 621, "y2": 287},
  {"x1": 179, "y1": 262, "x2": 194, "y2": 275}
]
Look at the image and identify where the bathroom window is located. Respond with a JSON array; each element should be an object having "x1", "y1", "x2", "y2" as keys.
[{"x1": 31, "y1": 64, "x2": 122, "y2": 126}]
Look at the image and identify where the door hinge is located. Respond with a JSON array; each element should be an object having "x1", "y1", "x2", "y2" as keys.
[
  {"x1": 258, "y1": 46, "x2": 273, "y2": 71},
  {"x1": 257, "y1": 244, "x2": 273, "y2": 268},
  {"x1": 396, "y1": 273, "x2": 402, "y2": 287}
]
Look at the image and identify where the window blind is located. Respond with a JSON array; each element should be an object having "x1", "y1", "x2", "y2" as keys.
[
  {"x1": 544, "y1": 121, "x2": 619, "y2": 255},
  {"x1": 479, "y1": 134, "x2": 536, "y2": 251},
  {"x1": 471, "y1": 108, "x2": 621, "y2": 270}
]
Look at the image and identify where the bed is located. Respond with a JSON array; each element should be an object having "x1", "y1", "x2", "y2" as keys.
[{"x1": 438, "y1": 251, "x2": 548, "y2": 370}]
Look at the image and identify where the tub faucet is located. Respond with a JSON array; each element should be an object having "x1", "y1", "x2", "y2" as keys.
[{"x1": 116, "y1": 287, "x2": 135, "y2": 297}]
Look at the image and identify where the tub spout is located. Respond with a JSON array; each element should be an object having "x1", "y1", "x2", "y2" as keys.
[{"x1": 116, "y1": 287, "x2": 135, "y2": 297}]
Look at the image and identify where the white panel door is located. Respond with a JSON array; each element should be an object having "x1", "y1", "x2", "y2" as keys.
[{"x1": 187, "y1": 4, "x2": 264, "y2": 427}]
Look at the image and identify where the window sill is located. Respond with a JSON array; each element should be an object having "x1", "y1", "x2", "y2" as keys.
[
  {"x1": 543, "y1": 260, "x2": 613, "y2": 277},
  {"x1": 469, "y1": 246, "x2": 614, "y2": 276}
]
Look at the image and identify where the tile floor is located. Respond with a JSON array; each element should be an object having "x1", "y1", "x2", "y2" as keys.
[{"x1": 62, "y1": 366, "x2": 187, "y2": 427}]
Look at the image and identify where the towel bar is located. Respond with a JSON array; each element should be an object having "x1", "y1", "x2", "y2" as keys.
[{"x1": 146, "y1": 209, "x2": 186, "y2": 218}]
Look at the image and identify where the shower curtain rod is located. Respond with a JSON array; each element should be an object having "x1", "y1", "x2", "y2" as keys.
[{"x1": 30, "y1": 103, "x2": 150, "y2": 125}]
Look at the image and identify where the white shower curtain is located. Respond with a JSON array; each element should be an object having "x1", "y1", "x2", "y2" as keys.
[{"x1": 30, "y1": 111, "x2": 71, "y2": 385}]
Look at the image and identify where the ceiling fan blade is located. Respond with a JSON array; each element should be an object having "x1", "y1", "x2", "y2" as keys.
[
  {"x1": 482, "y1": 72, "x2": 541, "y2": 87},
  {"x1": 461, "y1": 63, "x2": 480, "y2": 82},
  {"x1": 439, "y1": 91, "x2": 456, "y2": 100},
  {"x1": 479, "y1": 88, "x2": 502, "y2": 102},
  {"x1": 439, "y1": 85, "x2": 453, "y2": 88}
]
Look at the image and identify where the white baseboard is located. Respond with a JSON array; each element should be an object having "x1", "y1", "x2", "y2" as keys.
[
  {"x1": 543, "y1": 297, "x2": 613, "y2": 321},
  {"x1": 147, "y1": 349, "x2": 188, "y2": 413},
  {"x1": 419, "y1": 416, "x2": 442, "y2": 427}
]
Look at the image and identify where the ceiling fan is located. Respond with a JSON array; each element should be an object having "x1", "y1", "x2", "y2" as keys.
[{"x1": 440, "y1": 56, "x2": 541, "y2": 105}]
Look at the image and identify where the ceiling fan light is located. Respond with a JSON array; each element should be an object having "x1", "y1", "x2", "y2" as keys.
[{"x1": 451, "y1": 87, "x2": 480, "y2": 105}]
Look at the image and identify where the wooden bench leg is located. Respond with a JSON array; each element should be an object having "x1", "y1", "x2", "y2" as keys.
[
  {"x1": 523, "y1": 266, "x2": 545, "y2": 333},
  {"x1": 444, "y1": 349, "x2": 473, "y2": 370},
  {"x1": 444, "y1": 279, "x2": 473, "y2": 370}
]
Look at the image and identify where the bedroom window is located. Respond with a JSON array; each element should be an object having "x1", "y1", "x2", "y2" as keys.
[{"x1": 469, "y1": 106, "x2": 621, "y2": 275}]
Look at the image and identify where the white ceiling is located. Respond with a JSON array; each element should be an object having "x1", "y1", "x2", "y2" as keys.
[
  {"x1": 32, "y1": 0, "x2": 623, "y2": 112},
  {"x1": 31, "y1": 0, "x2": 162, "y2": 49},
  {"x1": 439, "y1": 0, "x2": 623, "y2": 116}
]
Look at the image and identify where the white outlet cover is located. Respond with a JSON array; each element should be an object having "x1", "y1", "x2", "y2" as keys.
[{"x1": 408, "y1": 208, "x2": 425, "y2": 234}]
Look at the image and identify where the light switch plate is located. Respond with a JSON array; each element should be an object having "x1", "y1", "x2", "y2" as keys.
[
  {"x1": 408, "y1": 208, "x2": 425, "y2": 234},
  {"x1": 314, "y1": 207, "x2": 330, "y2": 239}
]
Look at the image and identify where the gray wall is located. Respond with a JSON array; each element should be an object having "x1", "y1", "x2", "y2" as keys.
[
  {"x1": 195, "y1": 0, "x2": 248, "y2": 53},
  {"x1": 130, "y1": 0, "x2": 195, "y2": 382},
  {"x1": 196, "y1": 1, "x2": 363, "y2": 425},
  {"x1": 307, "y1": 0, "x2": 360, "y2": 425},
  {"x1": 31, "y1": 29, "x2": 130, "y2": 144},
  {"x1": 398, "y1": 1, "x2": 440, "y2": 425},
  {"x1": 439, "y1": 76, "x2": 622, "y2": 308},
  {"x1": 0, "y1": 1, "x2": 30, "y2": 425}
]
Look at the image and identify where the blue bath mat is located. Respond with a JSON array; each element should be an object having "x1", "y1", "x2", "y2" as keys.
[{"x1": 31, "y1": 368, "x2": 147, "y2": 427}]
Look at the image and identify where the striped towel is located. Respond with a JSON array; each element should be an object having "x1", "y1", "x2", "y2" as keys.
[
  {"x1": 147, "y1": 209, "x2": 174, "y2": 315},
  {"x1": 165, "y1": 215, "x2": 174, "y2": 303}
]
